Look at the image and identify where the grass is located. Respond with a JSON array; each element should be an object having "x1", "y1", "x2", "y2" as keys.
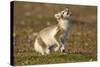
[
  {"x1": 14, "y1": 52, "x2": 96, "y2": 66},
  {"x1": 12, "y1": 1, "x2": 97, "y2": 66}
]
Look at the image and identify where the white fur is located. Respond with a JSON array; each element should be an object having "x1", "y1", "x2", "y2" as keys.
[
  {"x1": 34, "y1": 37, "x2": 45, "y2": 55},
  {"x1": 34, "y1": 8, "x2": 72, "y2": 55}
]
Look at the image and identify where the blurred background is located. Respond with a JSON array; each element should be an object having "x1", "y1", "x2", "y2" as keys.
[{"x1": 12, "y1": 1, "x2": 97, "y2": 66}]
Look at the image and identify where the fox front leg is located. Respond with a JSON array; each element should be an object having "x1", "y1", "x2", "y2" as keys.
[{"x1": 59, "y1": 31, "x2": 68, "y2": 53}]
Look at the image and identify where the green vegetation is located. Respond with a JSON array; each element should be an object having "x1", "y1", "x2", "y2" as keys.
[{"x1": 14, "y1": 52, "x2": 96, "y2": 65}]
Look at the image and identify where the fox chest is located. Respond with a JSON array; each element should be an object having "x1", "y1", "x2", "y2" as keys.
[{"x1": 55, "y1": 28, "x2": 65, "y2": 41}]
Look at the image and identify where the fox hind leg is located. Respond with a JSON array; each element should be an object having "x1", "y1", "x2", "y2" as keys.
[{"x1": 34, "y1": 36, "x2": 45, "y2": 55}]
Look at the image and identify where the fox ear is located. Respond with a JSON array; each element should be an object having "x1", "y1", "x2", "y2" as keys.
[
  {"x1": 64, "y1": 7, "x2": 69, "y2": 12},
  {"x1": 54, "y1": 13, "x2": 60, "y2": 19}
]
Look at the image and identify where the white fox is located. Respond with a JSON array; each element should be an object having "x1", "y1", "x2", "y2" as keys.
[{"x1": 34, "y1": 8, "x2": 72, "y2": 55}]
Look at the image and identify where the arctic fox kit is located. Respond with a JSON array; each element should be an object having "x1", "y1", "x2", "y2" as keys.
[{"x1": 34, "y1": 8, "x2": 72, "y2": 55}]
